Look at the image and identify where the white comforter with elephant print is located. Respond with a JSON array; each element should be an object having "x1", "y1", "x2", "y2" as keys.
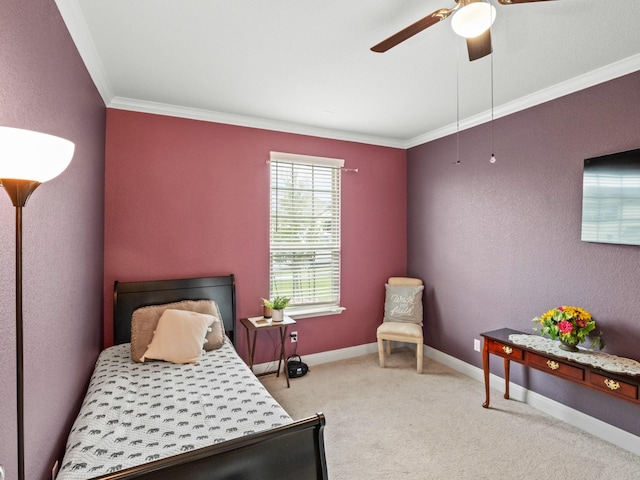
[{"x1": 57, "y1": 339, "x2": 291, "y2": 479}]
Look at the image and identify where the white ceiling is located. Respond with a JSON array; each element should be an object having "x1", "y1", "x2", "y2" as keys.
[{"x1": 56, "y1": 0, "x2": 640, "y2": 148}]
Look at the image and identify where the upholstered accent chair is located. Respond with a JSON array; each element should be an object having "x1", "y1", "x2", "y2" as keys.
[{"x1": 376, "y1": 277, "x2": 424, "y2": 374}]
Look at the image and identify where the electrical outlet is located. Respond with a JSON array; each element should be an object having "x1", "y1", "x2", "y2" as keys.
[
  {"x1": 290, "y1": 331, "x2": 298, "y2": 343},
  {"x1": 474, "y1": 339, "x2": 481, "y2": 352}
]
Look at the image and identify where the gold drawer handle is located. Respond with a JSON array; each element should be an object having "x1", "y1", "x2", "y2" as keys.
[
  {"x1": 502, "y1": 346, "x2": 513, "y2": 355},
  {"x1": 546, "y1": 360, "x2": 560, "y2": 370},
  {"x1": 604, "y1": 379, "x2": 620, "y2": 391}
]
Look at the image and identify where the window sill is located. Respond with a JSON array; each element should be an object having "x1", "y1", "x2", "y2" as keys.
[{"x1": 285, "y1": 306, "x2": 346, "y2": 320}]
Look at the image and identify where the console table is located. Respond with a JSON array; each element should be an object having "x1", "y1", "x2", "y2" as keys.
[{"x1": 481, "y1": 328, "x2": 640, "y2": 408}]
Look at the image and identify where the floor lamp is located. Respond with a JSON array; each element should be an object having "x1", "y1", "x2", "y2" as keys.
[{"x1": 0, "y1": 126, "x2": 74, "y2": 480}]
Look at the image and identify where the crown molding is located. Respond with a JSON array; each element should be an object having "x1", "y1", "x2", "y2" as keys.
[
  {"x1": 55, "y1": 0, "x2": 114, "y2": 104},
  {"x1": 56, "y1": 0, "x2": 640, "y2": 151},
  {"x1": 405, "y1": 53, "x2": 640, "y2": 148},
  {"x1": 105, "y1": 53, "x2": 640, "y2": 150},
  {"x1": 107, "y1": 97, "x2": 407, "y2": 148}
]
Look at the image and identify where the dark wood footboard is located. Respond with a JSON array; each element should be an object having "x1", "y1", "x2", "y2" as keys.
[{"x1": 92, "y1": 414, "x2": 328, "y2": 480}]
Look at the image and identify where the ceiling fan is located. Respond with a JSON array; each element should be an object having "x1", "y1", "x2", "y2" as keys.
[{"x1": 371, "y1": 0, "x2": 556, "y2": 61}]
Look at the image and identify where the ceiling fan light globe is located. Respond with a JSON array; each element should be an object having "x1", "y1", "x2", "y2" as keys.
[{"x1": 451, "y1": 3, "x2": 496, "y2": 39}]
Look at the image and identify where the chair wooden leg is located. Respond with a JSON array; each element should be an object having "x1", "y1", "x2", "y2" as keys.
[
  {"x1": 416, "y1": 342, "x2": 424, "y2": 374},
  {"x1": 377, "y1": 338, "x2": 385, "y2": 368},
  {"x1": 385, "y1": 340, "x2": 391, "y2": 355}
]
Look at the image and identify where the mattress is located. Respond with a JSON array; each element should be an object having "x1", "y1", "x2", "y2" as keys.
[{"x1": 57, "y1": 340, "x2": 291, "y2": 479}]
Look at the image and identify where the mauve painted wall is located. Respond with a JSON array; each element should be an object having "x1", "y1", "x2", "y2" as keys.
[
  {"x1": 0, "y1": 1, "x2": 105, "y2": 479},
  {"x1": 408, "y1": 71, "x2": 640, "y2": 436},
  {"x1": 104, "y1": 109, "x2": 407, "y2": 362}
]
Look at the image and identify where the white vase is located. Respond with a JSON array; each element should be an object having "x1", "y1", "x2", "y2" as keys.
[{"x1": 272, "y1": 309, "x2": 284, "y2": 322}]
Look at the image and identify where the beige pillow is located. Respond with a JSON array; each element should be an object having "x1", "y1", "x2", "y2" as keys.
[
  {"x1": 131, "y1": 299, "x2": 225, "y2": 362},
  {"x1": 383, "y1": 284, "x2": 424, "y2": 326},
  {"x1": 205, "y1": 316, "x2": 225, "y2": 352},
  {"x1": 141, "y1": 309, "x2": 214, "y2": 364}
]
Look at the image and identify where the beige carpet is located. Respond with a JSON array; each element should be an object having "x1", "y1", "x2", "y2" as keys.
[{"x1": 260, "y1": 348, "x2": 640, "y2": 480}]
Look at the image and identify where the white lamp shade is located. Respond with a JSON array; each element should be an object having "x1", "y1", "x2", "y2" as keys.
[
  {"x1": 0, "y1": 126, "x2": 74, "y2": 183},
  {"x1": 451, "y1": 2, "x2": 496, "y2": 39}
]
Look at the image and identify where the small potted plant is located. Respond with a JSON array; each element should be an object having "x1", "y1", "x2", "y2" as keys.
[
  {"x1": 262, "y1": 296, "x2": 290, "y2": 322},
  {"x1": 261, "y1": 298, "x2": 273, "y2": 319}
]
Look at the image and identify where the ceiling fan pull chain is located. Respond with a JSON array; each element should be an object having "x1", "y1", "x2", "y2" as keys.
[
  {"x1": 490, "y1": 4, "x2": 497, "y2": 164},
  {"x1": 454, "y1": 35, "x2": 461, "y2": 166}
]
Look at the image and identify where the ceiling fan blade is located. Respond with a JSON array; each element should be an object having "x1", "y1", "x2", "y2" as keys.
[
  {"x1": 371, "y1": 8, "x2": 452, "y2": 53},
  {"x1": 497, "y1": 0, "x2": 556, "y2": 4},
  {"x1": 466, "y1": 28, "x2": 492, "y2": 61}
]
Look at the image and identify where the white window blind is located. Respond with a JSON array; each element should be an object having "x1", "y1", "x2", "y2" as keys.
[{"x1": 269, "y1": 152, "x2": 344, "y2": 316}]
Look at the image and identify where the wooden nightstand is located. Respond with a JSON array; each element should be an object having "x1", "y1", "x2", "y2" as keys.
[{"x1": 239, "y1": 315, "x2": 296, "y2": 387}]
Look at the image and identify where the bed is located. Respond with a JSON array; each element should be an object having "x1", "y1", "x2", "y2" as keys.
[{"x1": 57, "y1": 274, "x2": 328, "y2": 480}]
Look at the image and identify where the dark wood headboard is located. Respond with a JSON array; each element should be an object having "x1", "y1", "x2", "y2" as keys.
[{"x1": 113, "y1": 274, "x2": 237, "y2": 346}]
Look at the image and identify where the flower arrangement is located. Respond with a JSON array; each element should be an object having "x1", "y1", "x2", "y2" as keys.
[{"x1": 532, "y1": 305, "x2": 605, "y2": 351}]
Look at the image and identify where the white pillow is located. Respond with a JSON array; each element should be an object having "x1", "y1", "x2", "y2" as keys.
[{"x1": 141, "y1": 309, "x2": 215, "y2": 364}]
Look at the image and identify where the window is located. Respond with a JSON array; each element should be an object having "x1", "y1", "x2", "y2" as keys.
[{"x1": 269, "y1": 152, "x2": 344, "y2": 318}]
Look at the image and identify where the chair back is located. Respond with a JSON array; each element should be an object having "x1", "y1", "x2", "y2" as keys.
[{"x1": 388, "y1": 277, "x2": 423, "y2": 287}]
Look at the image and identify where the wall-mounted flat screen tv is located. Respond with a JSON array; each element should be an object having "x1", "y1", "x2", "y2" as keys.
[{"x1": 581, "y1": 148, "x2": 640, "y2": 246}]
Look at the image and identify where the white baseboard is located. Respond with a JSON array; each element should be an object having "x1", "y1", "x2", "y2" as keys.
[
  {"x1": 258, "y1": 341, "x2": 640, "y2": 456},
  {"x1": 302, "y1": 342, "x2": 380, "y2": 366},
  {"x1": 423, "y1": 344, "x2": 640, "y2": 456},
  {"x1": 252, "y1": 342, "x2": 378, "y2": 375}
]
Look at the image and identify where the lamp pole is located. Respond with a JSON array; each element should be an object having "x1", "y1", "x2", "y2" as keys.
[
  {"x1": 2, "y1": 179, "x2": 41, "y2": 480},
  {"x1": 16, "y1": 202, "x2": 25, "y2": 480}
]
